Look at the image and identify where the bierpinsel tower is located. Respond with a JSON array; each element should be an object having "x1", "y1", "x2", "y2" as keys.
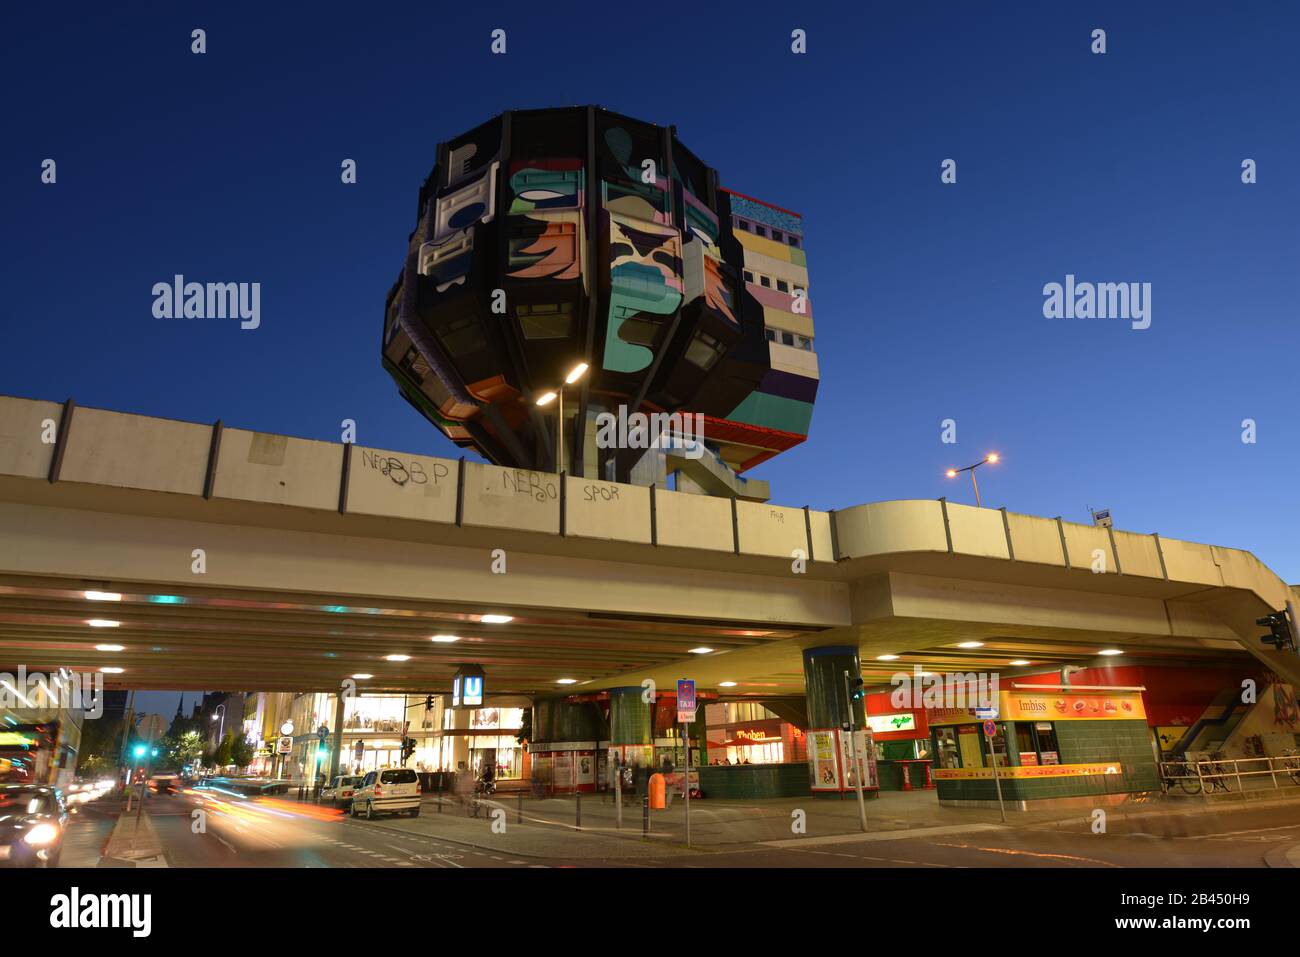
[{"x1": 382, "y1": 106, "x2": 817, "y2": 502}]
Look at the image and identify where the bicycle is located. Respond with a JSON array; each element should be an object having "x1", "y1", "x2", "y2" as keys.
[
  {"x1": 1197, "y1": 751, "x2": 1234, "y2": 793},
  {"x1": 1162, "y1": 757, "x2": 1203, "y2": 795},
  {"x1": 1278, "y1": 748, "x2": 1300, "y2": 786}
]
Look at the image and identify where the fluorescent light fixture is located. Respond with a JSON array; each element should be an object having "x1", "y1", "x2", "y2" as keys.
[
  {"x1": 957, "y1": 641, "x2": 984, "y2": 649},
  {"x1": 1009, "y1": 659, "x2": 1032, "y2": 666},
  {"x1": 688, "y1": 647, "x2": 714, "y2": 654},
  {"x1": 876, "y1": 654, "x2": 899, "y2": 661},
  {"x1": 719, "y1": 681, "x2": 737, "y2": 687},
  {"x1": 1098, "y1": 649, "x2": 1124, "y2": 656},
  {"x1": 87, "y1": 619, "x2": 120, "y2": 628},
  {"x1": 430, "y1": 635, "x2": 462, "y2": 643},
  {"x1": 383, "y1": 654, "x2": 411, "y2": 662},
  {"x1": 95, "y1": 644, "x2": 125, "y2": 652},
  {"x1": 84, "y1": 590, "x2": 121, "y2": 602},
  {"x1": 556, "y1": 678, "x2": 577, "y2": 685},
  {"x1": 99, "y1": 667, "x2": 124, "y2": 674},
  {"x1": 351, "y1": 673, "x2": 373, "y2": 680},
  {"x1": 480, "y1": 614, "x2": 513, "y2": 624}
]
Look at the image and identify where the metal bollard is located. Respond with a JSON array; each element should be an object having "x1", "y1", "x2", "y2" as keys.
[
  {"x1": 575, "y1": 791, "x2": 582, "y2": 830},
  {"x1": 517, "y1": 793, "x2": 523, "y2": 824},
  {"x1": 642, "y1": 794, "x2": 649, "y2": 835}
]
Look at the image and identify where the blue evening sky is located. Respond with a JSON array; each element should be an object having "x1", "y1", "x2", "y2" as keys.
[{"x1": 4, "y1": 0, "x2": 1297, "y2": 631}]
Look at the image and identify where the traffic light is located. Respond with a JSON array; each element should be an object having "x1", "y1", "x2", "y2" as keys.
[
  {"x1": 1258, "y1": 610, "x2": 1294, "y2": 650},
  {"x1": 425, "y1": 694, "x2": 434, "y2": 711},
  {"x1": 132, "y1": 743, "x2": 147, "y2": 761},
  {"x1": 401, "y1": 737, "x2": 416, "y2": 764},
  {"x1": 849, "y1": 678, "x2": 865, "y2": 701}
]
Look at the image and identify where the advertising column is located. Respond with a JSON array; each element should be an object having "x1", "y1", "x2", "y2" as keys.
[{"x1": 802, "y1": 646, "x2": 877, "y2": 795}]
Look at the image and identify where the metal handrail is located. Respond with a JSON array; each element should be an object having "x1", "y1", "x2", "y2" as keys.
[{"x1": 1160, "y1": 754, "x2": 1300, "y2": 786}]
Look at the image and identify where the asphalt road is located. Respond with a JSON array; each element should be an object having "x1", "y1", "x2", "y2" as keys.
[{"x1": 60, "y1": 793, "x2": 557, "y2": 869}]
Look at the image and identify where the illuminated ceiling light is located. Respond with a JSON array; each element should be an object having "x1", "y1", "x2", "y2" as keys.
[
  {"x1": 1098, "y1": 649, "x2": 1124, "y2": 656},
  {"x1": 564, "y1": 362, "x2": 589, "y2": 385},
  {"x1": 688, "y1": 647, "x2": 714, "y2": 654},
  {"x1": 1009, "y1": 659, "x2": 1032, "y2": 666},
  {"x1": 556, "y1": 678, "x2": 577, "y2": 685},
  {"x1": 95, "y1": 644, "x2": 125, "y2": 652},
  {"x1": 383, "y1": 654, "x2": 411, "y2": 662},
  {"x1": 535, "y1": 391, "x2": 557, "y2": 406},
  {"x1": 430, "y1": 635, "x2": 462, "y2": 643},
  {"x1": 957, "y1": 641, "x2": 984, "y2": 649},
  {"x1": 876, "y1": 654, "x2": 899, "y2": 661},
  {"x1": 84, "y1": 590, "x2": 121, "y2": 602},
  {"x1": 99, "y1": 667, "x2": 124, "y2": 674},
  {"x1": 148, "y1": 595, "x2": 185, "y2": 605},
  {"x1": 351, "y1": 673, "x2": 373, "y2": 680},
  {"x1": 480, "y1": 614, "x2": 513, "y2": 624},
  {"x1": 719, "y1": 681, "x2": 737, "y2": 687},
  {"x1": 86, "y1": 619, "x2": 120, "y2": 628}
]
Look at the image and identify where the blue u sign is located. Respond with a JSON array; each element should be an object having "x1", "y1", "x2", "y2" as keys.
[{"x1": 463, "y1": 676, "x2": 483, "y2": 705}]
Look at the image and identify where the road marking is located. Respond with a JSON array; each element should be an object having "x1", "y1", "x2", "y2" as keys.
[{"x1": 933, "y1": 841, "x2": 1119, "y2": 867}]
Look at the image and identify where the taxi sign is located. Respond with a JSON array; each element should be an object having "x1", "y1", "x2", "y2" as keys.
[{"x1": 677, "y1": 679, "x2": 697, "y2": 724}]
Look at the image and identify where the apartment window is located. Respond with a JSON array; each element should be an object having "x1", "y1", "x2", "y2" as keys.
[
  {"x1": 781, "y1": 331, "x2": 794, "y2": 346},
  {"x1": 735, "y1": 219, "x2": 749, "y2": 232},
  {"x1": 788, "y1": 235, "x2": 801, "y2": 248},
  {"x1": 516, "y1": 302, "x2": 574, "y2": 340},
  {"x1": 684, "y1": 330, "x2": 725, "y2": 371},
  {"x1": 759, "y1": 275, "x2": 771, "y2": 288},
  {"x1": 753, "y1": 225, "x2": 767, "y2": 238},
  {"x1": 776, "y1": 279, "x2": 789, "y2": 293},
  {"x1": 764, "y1": 328, "x2": 776, "y2": 342},
  {"x1": 771, "y1": 230, "x2": 784, "y2": 243},
  {"x1": 743, "y1": 270, "x2": 754, "y2": 284}
]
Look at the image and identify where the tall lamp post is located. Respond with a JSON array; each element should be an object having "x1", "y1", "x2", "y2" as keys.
[
  {"x1": 944, "y1": 452, "x2": 1000, "y2": 508},
  {"x1": 210, "y1": 703, "x2": 226, "y2": 747},
  {"x1": 535, "y1": 361, "x2": 589, "y2": 474}
]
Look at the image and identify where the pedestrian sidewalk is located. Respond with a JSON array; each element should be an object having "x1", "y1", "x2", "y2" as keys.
[{"x1": 341, "y1": 786, "x2": 1300, "y2": 861}]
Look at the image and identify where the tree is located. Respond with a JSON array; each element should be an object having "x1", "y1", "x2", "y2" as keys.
[
  {"x1": 212, "y1": 732, "x2": 234, "y2": 768},
  {"x1": 515, "y1": 708, "x2": 531, "y2": 746},
  {"x1": 229, "y1": 734, "x2": 255, "y2": 770}
]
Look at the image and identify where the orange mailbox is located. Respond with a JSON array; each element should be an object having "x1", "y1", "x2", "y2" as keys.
[{"x1": 648, "y1": 773, "x2": 666, "y2": 809}]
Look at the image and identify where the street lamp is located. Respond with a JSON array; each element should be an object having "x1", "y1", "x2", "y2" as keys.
[
  {"x1": 535, "y1": 361, "x2": 589, "y2": 474},
  {"x1": 211, "y1": 703, "x2": 226, "y2": 745},
  {"x1": 944, "y1": 452, "x2": 1000, "y2": 508}
]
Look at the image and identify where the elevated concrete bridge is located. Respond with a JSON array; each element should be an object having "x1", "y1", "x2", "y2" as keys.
[{"x1": 1, "y1": 395, "x2": 1296, "y2": 699}]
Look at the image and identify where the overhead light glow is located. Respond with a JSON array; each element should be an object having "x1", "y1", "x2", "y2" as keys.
[
  {"x1": 688, "y1": 647, "x2": 714, "y2": 655},
  {"x1": 84, "y1": 590, "x2": 121, "y2": 602},
  {"x1": 1098, "y1": 649, "x2": 1124, "y2": 656},
  {"x1": 430, "y1": 635, "x2": 462, "y2": 643},
  {"x1": 87, "y1": 619, "x2": 120, "y2": 628},
  {"x1": 876, "y1": 654, "x2": 899, "y2": 661},
  {"x1": 383, "y1": 654, "x2": 411, "y2": 662},
  {"x1": 719, "y1": 681, "x2": 737, "y2": 687},
  {"x1": 986, "y1": 453, "x2": 1000, "y2": 463},
  {"x1": 556, "y1": 678, "x2": 577, "y2": 685},
  {"x1": 480, "y1": 614, "x2": 513, "y2": 624},
  {"x1": 99, "y1": 667, "x2": 124, "y2": 674},
  {"x1": 564, "y1": 362, "x2": 589, "y2": 384},
  {"x1": 1009, "y1": 659, "x2": 1032, "y2": 666},
  {"x1": 535, "y1": 391, "x2": 557, "y2": 406},
  {"x1": 945, "y1": 469, "x2": 957, "y2": 478},
  {"x1": 351, "y1": 673, "x2": 373, "y2": 680},
  {"x1": 95, "y1": 644, "x2": 125, "y2": 652},
  {"x1": 957, "y1": 641, "x2": 984, "y2": 649}
]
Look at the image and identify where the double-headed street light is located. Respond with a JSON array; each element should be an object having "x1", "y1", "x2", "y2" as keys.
[
  {"x1": 535, "y1": 361, "x2": 589, "y2": 474},
  {"x1": 944, "y1": 452, "x2": 1000, "y2": 508}
]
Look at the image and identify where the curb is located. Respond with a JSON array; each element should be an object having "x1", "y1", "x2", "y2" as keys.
[{"x1": 1263, "y1": 841, "x2": 1300, "y2": 868}]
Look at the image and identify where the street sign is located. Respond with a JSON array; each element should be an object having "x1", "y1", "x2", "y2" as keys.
[
  {"x1": 137, "y1": 714, "x2": 167, "y2": 744},
  {"x1": 317, "y1": 724, "x2": 329, "y2": 741},
  {"x1": 1092, "y1": 508, "x2": 1112, "y2": 528},
  {"x1": 280, "y1": 720, "x2": 294, "y2": 737},
  {"x1": 982, "y1": 720, "x2": 997, "y2": 737},
  {"x1": 975, "y1": 707, "x2": 998, "y2": 720},
  {"x1": 277, "y1": 735, "x2": 293, "y2": 754},
  {"x1": 676, "y1": 679, "x2": 696, "y2": 723}
]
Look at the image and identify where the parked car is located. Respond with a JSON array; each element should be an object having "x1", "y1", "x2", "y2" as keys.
[
  {"x1": 350, "y1": 768, "x2": 420, "y2": 819},
  {"x1": 321, "y1": 774, "x2": 361, "y2": 809},
  {"x1": 0, "y1": 785, "x2": 68, "y2": 868}
]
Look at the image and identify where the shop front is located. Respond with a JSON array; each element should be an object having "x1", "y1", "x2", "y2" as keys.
[
  {"x1": 929, "y1": 685, "x2": 1161, "y2": 808},
  {"x1": 863, "y1": 693, "x2": 933, "y2": 791}
]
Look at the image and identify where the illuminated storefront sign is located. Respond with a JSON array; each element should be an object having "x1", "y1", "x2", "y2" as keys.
[
  {"x1": 933, "y1": 761, "x2": 1121, "y2": 781},
  {"x1": 866, "y1": 713, "x2": 916, "y2": 735},
  {"x1": 927, "y1": 691, "x2": 1145, "y2": 725}
]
